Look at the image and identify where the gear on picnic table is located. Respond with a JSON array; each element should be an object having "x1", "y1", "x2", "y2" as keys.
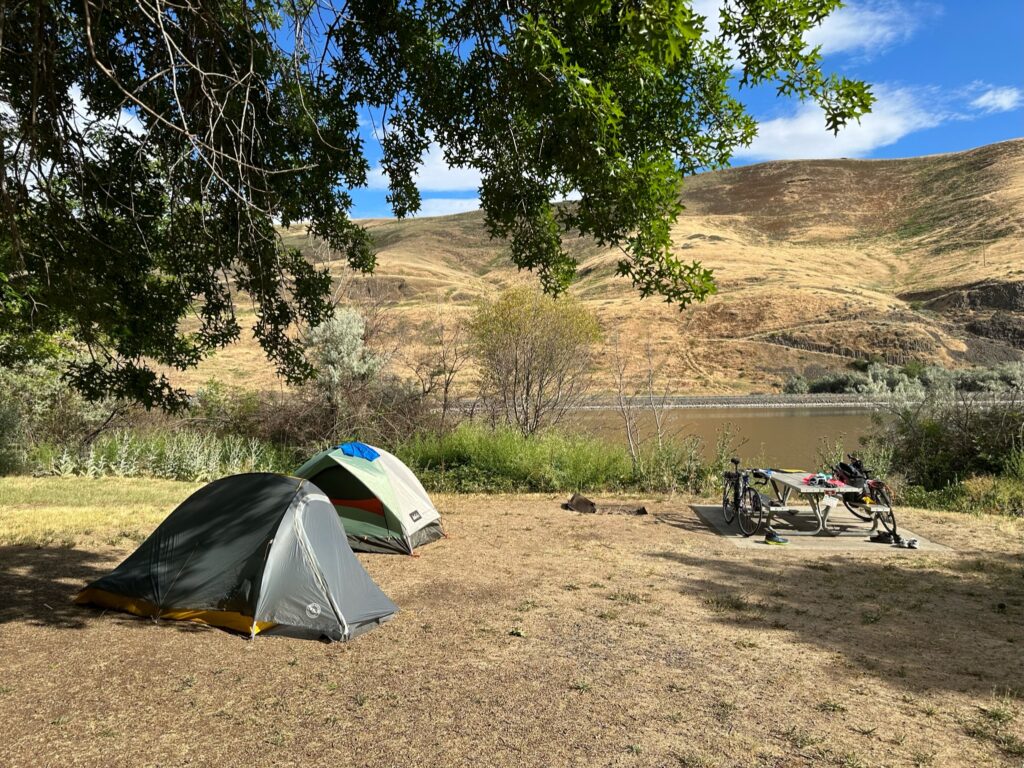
[{"x1": 802, "y1": 472, "x2": 842, "y2": 488}]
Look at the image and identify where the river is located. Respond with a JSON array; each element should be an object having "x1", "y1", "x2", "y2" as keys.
[{"x1": 569, "y1": 405, "x2": 883, "y2": 471}]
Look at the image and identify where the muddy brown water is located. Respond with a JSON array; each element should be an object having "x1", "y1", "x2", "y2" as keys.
[{"x1": 570, "y1": 406, "x2": 882, "y2": 471}]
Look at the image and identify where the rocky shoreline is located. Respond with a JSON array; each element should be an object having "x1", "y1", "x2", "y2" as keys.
[{"x1": 574, "y1": 393, "x2": 888, "y2": 410}]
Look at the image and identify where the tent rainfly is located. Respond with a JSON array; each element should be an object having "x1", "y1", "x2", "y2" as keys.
[
  {"x1": 75, "y1": 473, "x2": 397, "y2": 640},
  {"x1": 295, "y1": 442, "x2": 443, "y2": 555}
]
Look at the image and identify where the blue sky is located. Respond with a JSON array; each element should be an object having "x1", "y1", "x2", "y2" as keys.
[{"x1": 350, "y1": 1, "x2": 1024, "y2": 219}]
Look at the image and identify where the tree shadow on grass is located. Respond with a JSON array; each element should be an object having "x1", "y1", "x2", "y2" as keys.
[
  {"x1": 0, "y1": 545, "x2": 251, "y2": 636},
  {"x1": 649, "y1": 548, "x2": 1024, "y2": 695},
  {"x1": 0, "y1": 545, "x2": 112, "y2": 629},
  {"x1": 654, "y1": 511, "x2": 721, "y2": 535}
]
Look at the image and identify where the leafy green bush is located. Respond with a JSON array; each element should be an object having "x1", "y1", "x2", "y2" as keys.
[
  {"x1": 869, "y1": 390, "x2": 1024, "y2": 490},
  {"x1": 807, "y1": 371, "x2": 870, "y2": 394},
  {"x1": 0, "y1": 393, "x2": 23, "y2": 474},
  {"x1": 0, "y1": 360, "x2": 124, "y2": 467},
  {"x1": 1004, "y1": 449, "x2": 1024, "y2": 482}
]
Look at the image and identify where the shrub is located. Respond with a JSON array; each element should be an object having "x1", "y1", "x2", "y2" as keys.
[
  {"x1": 306, "y1": 308, "x2": 384, "y2": 401},
  {"x1": 0, "y1": 393, "x2": 23, "y2": 474},
  {"x1": 802, "y1": 362, "x2": 1024, "y2": 398},
  {"x1": 0, "y1": 359, "x2": 129, "y2": 475},
  {"x1": 807, "y1": 371, "x2": 869, "y2": 394},
  {"x1": 783, "y1": 375, "x2": 809, "y2": 394},
  {"x1": 469, "y1": 286, "x2": 601, "y2": 436},
  {"x1": 870, "y1": 389, "x2": 1024, "y2": 489},
  {"x1": 632, "y1": 436, "x2": 715, "y2": 495},
  {"x1": 396, "y1": 422, "x2": 725, "y2": 495},
  {"x1": 1004, "y1": 449, "x2": 1024, "y2": 482}
]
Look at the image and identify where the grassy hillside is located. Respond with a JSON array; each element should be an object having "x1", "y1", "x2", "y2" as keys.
[{"x1": 182, "y1": 139, "x2": 1024, "y2": 395}]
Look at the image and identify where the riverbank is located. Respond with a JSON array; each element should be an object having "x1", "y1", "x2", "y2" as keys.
[{"x1": 576, "y1": 393, "x2": 890, "y2": 410}]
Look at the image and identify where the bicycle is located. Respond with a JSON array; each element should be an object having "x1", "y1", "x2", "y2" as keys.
[
  {"x1": 722, "y1": 457, "x2": 765, "y2": 536},
  {"x1": 833, "y1": 454, "x2": 898, "y2": 536}
]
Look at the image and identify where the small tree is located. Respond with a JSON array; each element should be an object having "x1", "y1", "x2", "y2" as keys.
[
  {"x1": 406, "y1": 306, "x2": 468, "y2": 434},
  {"x1": 470, "y1": 287, "x2": 601, "y2": 436}
]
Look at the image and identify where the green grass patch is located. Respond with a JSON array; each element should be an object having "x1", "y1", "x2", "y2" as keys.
[
  {"x1": 396, "y1": 423, "x2": 632, "y2": 493},
  {"x1": 395, "y1": 422, "x2": 723, "y2": 494},
  {"x1": 0, "y1": 476, "x2": 198, "y2": 546}
]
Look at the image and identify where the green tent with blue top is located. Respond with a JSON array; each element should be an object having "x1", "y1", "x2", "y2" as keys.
[{"x1": 295, "y1": 442, "x2": 444, "y2": 555}]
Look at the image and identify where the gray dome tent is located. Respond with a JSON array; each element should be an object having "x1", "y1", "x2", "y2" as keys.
[{"x1": 75, "y1": 473, "x2": 397, "y2": 640}]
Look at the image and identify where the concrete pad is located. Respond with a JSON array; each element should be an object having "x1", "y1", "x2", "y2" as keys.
[{"x1": 690, "y1": 504, "x2": 951, "y2": 552}]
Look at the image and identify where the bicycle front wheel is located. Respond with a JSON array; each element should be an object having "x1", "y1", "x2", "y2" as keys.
[
  {"x1": 722, "y1": 483, "x2": 736, "y2": 524},
  {"x1": 738, "y1": 487, "x2": 764, "y2": 537}
]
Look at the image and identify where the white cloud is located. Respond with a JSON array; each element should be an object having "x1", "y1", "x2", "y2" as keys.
[
  {"x1": 806, "y1": 2, "x2": 923, "y2": 56},
  {"x1": 733, "y1": 87, "x2": 945, "y2": 161},
  {"x1": 411, "y1": 197, "x2": 480, "y2": 218},
  {"x1": 69, "y1": 85, "x2": 144, "y2": 137},
  {"x1": 970, "y1": 86, "x2": 1024, "y2": 114},
  {"x1": 367, "y1": 142, "x2": 481, "y2": 192},
  {"x1": 692, "y1": 0, "x2": 925, "y2": 59}
]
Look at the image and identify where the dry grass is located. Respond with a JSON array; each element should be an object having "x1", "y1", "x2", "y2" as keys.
[
  {"x1": 0, "y1": 477, "x2": 200, "y2": 547},
  {"x1": 2, "y1": 478, "x2": 1024, "y2": 766},
  {"x1": 174, "y1": 140, "x2": 1024, "y2": 395}
]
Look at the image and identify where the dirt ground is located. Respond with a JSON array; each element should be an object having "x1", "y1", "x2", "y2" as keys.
[{"x1": 1, "y1": 489, "x2": 1023, "y2": 767}]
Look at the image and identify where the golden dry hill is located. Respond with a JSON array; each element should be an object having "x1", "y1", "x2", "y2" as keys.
[{"x1": 187, "y1": 139, "x2": 1024, "y2": 395}]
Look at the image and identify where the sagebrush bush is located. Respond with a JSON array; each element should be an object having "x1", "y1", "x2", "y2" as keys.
[
  {"x1": 803, "y1": 362, "x2": 1024, "y2": 397},
  {"x1": 38, "y1": 430, "x2": 298, "y2": 481}
]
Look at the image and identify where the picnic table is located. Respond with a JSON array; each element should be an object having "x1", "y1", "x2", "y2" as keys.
[{"x1": 755, "y1": 470, "x2": 867, "y2": 536}]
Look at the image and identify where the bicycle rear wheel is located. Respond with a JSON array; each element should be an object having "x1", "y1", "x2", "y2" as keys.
[
  {"x1": 738, "y1": 487, "x2": 763, "y2": 537},
  {"x1": 873, "y1": 485, "x2": 897, "y2": 535},
  {"x1": 843, "y1": 495, "x2": 874, "y2": 522}
]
